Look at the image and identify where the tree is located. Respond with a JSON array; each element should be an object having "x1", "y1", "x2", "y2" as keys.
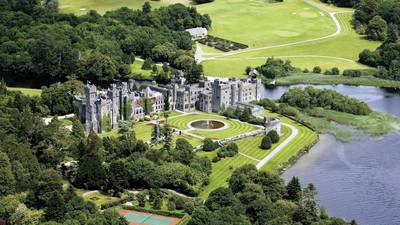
[
  {"x1": 0, "y1": 152, "x2": 16, "y2": 196},
  {"x1": 151, "y1": 123, "x2": 161, "y2": 144},
  {"x1": 260, "y1": 136, "x2": 272, "y2": 149},
  {"x1": 152, "y1": 194, "x2": 162, "y2": 210},
  {"x1": 142, "y1": 1, "x2": 151, "y2": 13},
  {"x1": 45, "y1": 191, "x2": 66, "y2": 222},
  {"x1": 162, "y1": 123, "x2": 173, "y2": 151},
  {"x1": 266, "y1": 130, "x2": 280, "y2": 143},
  {"x1": 75, "y1": 131, "x2": 107, "y2": 189},
  {"x1": 366, "y1": 16, "x2": 388, "y2": 41},
  {"x1": 312, "y1": 66, "x2": 321, "y2": 73},
  {"x1": 205, "y1": 187, "x2": 238, "y2": 211},
  {"x1": 142, "y1": 58, "x2": 153, "y2": 70},
  {"x1": 287, "y1": 176, "x2": 302, "y2": 202},
  {"x1": 41, "y1": 84, "x2": 74, "y2": 115},
  {"x1": 385, "y1": 23, "x2": 399, "y2": 44},
  {"x1": 188, "y1": 206, "x2": 213, "y2": 225},
  {"x1": 10, "y1": 204, "x2": 44, "y2": 225},
  {"x1": 164, "y1": 91, "x2": 170, "y2": 111},
  {"x1": 137, "y1": 192, "x2": 146, "y2": 207},
  {"x1": 173, "y1": 138, "x2": 194, "y2": 165},
  {"x1": 202, "y1": 138, "x2": 219, "y2": 152},
  {"x1": 239, "y1": 108, "x2": 252, "y2": 122},
  {"x1": 331, "y1": 67, "x2": 340, "y2": 75}
]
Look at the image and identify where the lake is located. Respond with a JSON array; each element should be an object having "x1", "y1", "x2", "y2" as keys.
[{"x1": 261, "y1": 84, "x2": 400, "y2": 225}]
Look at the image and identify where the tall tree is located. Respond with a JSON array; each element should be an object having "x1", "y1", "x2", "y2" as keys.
[
  {"x1": 0, "y1": 152, "x2": 16, "y2": 196},
  {"x1": 287, "y1": 176, "x2": 302, "y2": 202}
]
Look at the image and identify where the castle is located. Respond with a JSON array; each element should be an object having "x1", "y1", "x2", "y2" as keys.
[{"x1": 74, "y1": 74, "x2": 262, "y2": 133}]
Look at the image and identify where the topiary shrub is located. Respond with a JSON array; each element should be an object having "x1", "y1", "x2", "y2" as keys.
[
  {"x1": 267, "y1": 130, "x2": 280, "y2": 143},
  {"x1": 260, "y1": 136, "x2": 272, "y2": 150}
]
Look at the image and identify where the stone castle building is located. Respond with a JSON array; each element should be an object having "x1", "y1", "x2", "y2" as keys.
[{"x1": 74, "y1": 75, "x2": 261, "y2": 133}]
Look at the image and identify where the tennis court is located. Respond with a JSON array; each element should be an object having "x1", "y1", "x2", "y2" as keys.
[{"x1": 120, "y1": 209, "x2": 180, "y2": 225}]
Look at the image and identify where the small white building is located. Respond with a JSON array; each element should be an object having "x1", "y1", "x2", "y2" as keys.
[{"x1": 185, "y1": 27, "x2": 208, "y2": 40}]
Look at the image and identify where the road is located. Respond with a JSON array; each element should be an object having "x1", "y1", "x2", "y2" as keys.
[{"x1": 256, "y1": 122, "x2": 299, "y2": 170}]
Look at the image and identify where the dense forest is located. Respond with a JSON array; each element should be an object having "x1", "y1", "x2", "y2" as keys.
[
  {"x1": 354, "y1": 0, "x2": 400, "y2": 81},
  {"x1": 0, "y1": 0, "x2": 210, "y2": 86}
]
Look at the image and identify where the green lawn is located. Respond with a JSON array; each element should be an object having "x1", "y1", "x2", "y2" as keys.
[
  {"x1": 60, "y1": 0, "x2": 190, "y2": 15},
  {"x1": 7, "y1": 87, "x2": 42, "y2": 96},
  {"x1": 197, "y1": 0, "x2": 335, "y2": 48},
  {"x1": 275, "y1": 72, "x2": 400, "y2": 87},
  {"x1": 202, "y1": 11, "x2": 380, "y2": 77},
  {"x1": 259, "y1": 110, "x2": 318, "y2": 171},
  {"x1": 198, "y1": 110, "x2": 318, "y2": 198},
  {"x1": 129, "y1": 60, "x2": 153, "y2": 80},
  {"x1": 99, "y1": 121, "x2": 153, "y2": 141},
  {"x1": 83, "y1": 192, "x2": 118, "y2": 206},
  {"x1": 167, "y1": 113, "x2": 259, "y2": 140}
]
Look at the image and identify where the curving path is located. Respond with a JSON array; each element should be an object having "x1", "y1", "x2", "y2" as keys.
[
  {"x1": 256, "y1": 122, "x2": 298, "y2": 170},
  {"x1": 197, "y1": 0, "x2": 353, "y2": 62}
]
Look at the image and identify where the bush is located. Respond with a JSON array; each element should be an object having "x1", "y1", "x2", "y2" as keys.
[
  {"x1": 122, "y1": 205, "x2": 185, "y2": 217},
  {"x1": 202, "y1": 138, "x2": 219, "y2": 152},
  {"x1": 343, "y1": 69, "x2": 362, "y2": 77},
  {"x1": 312, "y1": 66, "x2": 321, "y2": 74},
  {"x1": 267, "y1": 130, "x2": 280, "y2": 143},
  {"x1": 331, "y1": 67, "x2": 340, "y2": 75},
  {"x1": 260, "y1": 136, "x2": 272, "y2": 149},
  {"x1": 217, "y1": 143, "x2": 238, "y2": 158}
]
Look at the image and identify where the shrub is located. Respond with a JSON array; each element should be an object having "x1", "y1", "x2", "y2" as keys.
[
  {"x1": 260, "y1": 136, "x2": 272, "y2": 149},
  {"x1": 312, "y1": 66, "x2": 321, "y2": 74},
  {"x1": 331, "y1": 67, "x2": 340, "y2": 75},
  {"x1": 267, "y1": 130, "x2": 280, "y2": 143},
  {"x1": 217, "y1": 143, "x2": 238, "y2": 158},
  {"x1": 343, "y1": 69, "x2": 362, "y2": 77},
  {"x1": 202, "y1": 138, "x2": 219, "y2": 152}
]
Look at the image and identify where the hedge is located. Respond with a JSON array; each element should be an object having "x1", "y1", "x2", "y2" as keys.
[
  {"x1": 122, "y1": 205, "x2": 186, "y2": 218},
  {"x1": 100, "y1": 195, "x2": 135, "y2": 210}
]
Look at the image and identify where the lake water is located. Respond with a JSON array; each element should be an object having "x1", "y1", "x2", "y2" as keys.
[{"x1": 261, "y1": 85, "x2": 400, "y2": 225}]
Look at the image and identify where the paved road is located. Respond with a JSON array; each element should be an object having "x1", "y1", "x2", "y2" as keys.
[{"x1": 256, "y1": 122, "x2": 299, "y2": 170}]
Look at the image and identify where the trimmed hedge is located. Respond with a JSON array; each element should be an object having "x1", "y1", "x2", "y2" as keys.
[
  {"x1": 198, "y1": 35, "x2": 248, "y2": 52},
  {"x1": 100, "y1": 195, "x2": 135, "y2": 210},
  {"x1": 122, "y1": 205, "x2": 186, "y2": 218}
]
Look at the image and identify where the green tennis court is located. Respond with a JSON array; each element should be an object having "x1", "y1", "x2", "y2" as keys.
[{"x1": 120, "y1": 209, "x2": 180, "y2": 225}]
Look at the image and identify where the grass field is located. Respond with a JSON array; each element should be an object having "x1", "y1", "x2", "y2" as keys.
[
  {"x1": 275, "y1": 72, "x2": 400, "y2": 87},
  {"x1": 167, "y1": 113, "x2": 259, "y2": 140},
  {"x1": 198, "y1": 110, "x2": 318, "y2": 198},
  {"x1": 196, "y1": 0, "x2": 335, "y2": 48},
  {"x1": 60, "y1": 0, "x2": 190, "y2": 15},
  {"x1": 202, "y1": 13, "x2": 380, "y2": 76},
  {"x1": 130, "y1": 60, "x2": 154, "y2": 80},
  {"x1": 7, "y1": 87, "x2": 42, "y2": 96}
]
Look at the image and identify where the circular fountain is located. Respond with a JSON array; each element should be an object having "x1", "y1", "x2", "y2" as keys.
[{"x1": 188, "y1": 120, "x2": 228, "y2": 130}]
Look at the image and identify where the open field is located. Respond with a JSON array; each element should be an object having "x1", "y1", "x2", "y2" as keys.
[
  {"x1": 60, "y1": 0, "x2": 190, "y2": 15},
  {"x1": 198, "y1": 110, "x2": 318, "y2": 198},
  {"x1": 130, "y1": 60, "x2": 153, "y2": 80},
  {"x1": 275, "y1": 73, "x2": 400, "y2": 87},
  {"x1": 167, "y1": 113, "x2": 259, "y2": 140},
  {"x1": 202, "y1": 13, "x2": 380, "y2": 76},
  {"x1": 196, "y1": 0, "x2": 335, "y2": 48},
  {"x1": 7, "y1": 87, "x2": 42, "y2": 96}
]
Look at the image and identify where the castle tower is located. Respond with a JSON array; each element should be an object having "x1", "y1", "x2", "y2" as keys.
[
  {"x1": 85, "y1": 83, "x2": 99, "y2": 133},
  {"x1": 109, "y1": 83, "x2": 119, "y2": 129}
]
